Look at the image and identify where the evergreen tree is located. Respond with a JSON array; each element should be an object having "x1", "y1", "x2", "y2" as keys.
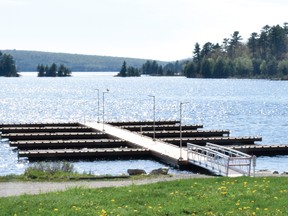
[
  {"x1": 37, "y1": 64, "x2": 45, "y2": 77},
  {"x1": 118, "y1": 61, "x2": 127, "y2": 77},
  {"x1": 184, "y1": 61, "x2": 197, "y2": 78},
  {"x1": 201, "y1": 58, "x2": 214, "y2": 78},
  {"x1": 0, "y1": 53, "x2": 19, "y2": 77},
  {"x1": 47, "y1": 63, "x2": 57, "y2": 77},
  {"x1": 37, "y1": 63, "x2": 71, "y2": 77}
]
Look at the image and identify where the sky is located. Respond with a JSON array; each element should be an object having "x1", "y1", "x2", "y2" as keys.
[{"x1": 0, "y1": 0, "x2": 287, "y2": 61}]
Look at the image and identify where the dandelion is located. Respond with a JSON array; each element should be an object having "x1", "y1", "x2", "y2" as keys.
[
  {"x1": 54, "y1": 208, "x2": 59, "y2": 212},
  {"x1": 221, "y1": 191, "x2": 227, "y2": 195},
  {"x1": 100, "y1": 209, "x2": 107, "y2": 216},
  {"x1": 264, "y1": 208, "x2": 269, "y2": 211},
  {"x1": 111, "y1": 199, "x2": 115, "y2": 202}
]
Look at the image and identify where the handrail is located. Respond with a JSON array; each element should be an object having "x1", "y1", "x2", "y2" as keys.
[
  {"x1": 187, "y1": 143, "x2": 255, "y2": 177},
  {"x1": 206, "y1": 142, "x2": 251, "y2": 158}
]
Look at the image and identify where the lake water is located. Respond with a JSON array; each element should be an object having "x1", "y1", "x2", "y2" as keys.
[{"x1": 0, "y1": 72, "x2": 288, "y2": 175}]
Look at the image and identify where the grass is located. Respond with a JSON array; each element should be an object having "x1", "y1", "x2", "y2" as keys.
[
  {"x1": 1, "y1": 176, "x2": 288, "y2": 215},
  {"x1": 0, "y1": 161, "x2": 127, "y2": 182}
]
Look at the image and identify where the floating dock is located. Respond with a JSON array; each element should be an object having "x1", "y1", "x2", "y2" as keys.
[{"x1": 1, "y1": 121, "x2": 288, "y2": 175}]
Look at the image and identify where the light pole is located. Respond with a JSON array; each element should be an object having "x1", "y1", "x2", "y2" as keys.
[
  {"x1": 102, "y1": 90, "x2": 109, "y2": 131},
  {"x1": 148, "y1": 95, "x2": 156, "y2": 141},
  {"x1": 95, "y1": 89, "x2": 100, "y2": 123},
  {"x1": 179, "y1": 102, "x2": 189, "y2": 160}
]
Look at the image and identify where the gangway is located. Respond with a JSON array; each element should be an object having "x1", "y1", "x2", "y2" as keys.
[{"x1": 187, "y1": 142, "x2": 256, "y2": 177}]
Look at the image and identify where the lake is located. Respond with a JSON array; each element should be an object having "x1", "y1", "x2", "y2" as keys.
[{"x1": 0, "y1": 72, "x2": 287, "y2": 175}]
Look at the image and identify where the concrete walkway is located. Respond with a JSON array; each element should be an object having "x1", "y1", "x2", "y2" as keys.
[
  {"x1": 0, "y1": 174, "x2": 208, "y2": 197},
  {"x1": 85, "y1": 122, "x2": 187, "y2": 164}
]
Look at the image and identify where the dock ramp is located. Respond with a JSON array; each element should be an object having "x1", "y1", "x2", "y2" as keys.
[{"x1": 187, "y1": 142, "x2": 256, "y2": 177}]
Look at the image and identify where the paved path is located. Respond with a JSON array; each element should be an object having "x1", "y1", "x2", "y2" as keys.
[{"x1": 0, "y1": 174, "x2": 208, "y2": 197}]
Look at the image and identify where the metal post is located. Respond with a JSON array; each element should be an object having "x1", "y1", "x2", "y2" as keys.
[
  {"x1": 102, "y1": 90, "x2": 109, "y2": 131},
  {"x1": 252, "y1": 155, "x2": 257, "y2": 177},
  {"x1": 179, "y1": 102, "x2": 189, "y2": 160},
  {"x1": 148, "y1": 95, "x2": 156, "y2": 141},
  {"x1": 96, "y1": 89, "x2": 100, "y2": 123}
]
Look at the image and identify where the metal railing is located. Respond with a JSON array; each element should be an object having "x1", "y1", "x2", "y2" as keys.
[{"x1": 187, "y1": 142, "x2": 256, "y2": 177}]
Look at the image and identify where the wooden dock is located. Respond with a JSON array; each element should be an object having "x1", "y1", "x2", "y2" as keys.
[{"x1": 1, "y1": 121, "x2": 288, "y2": 173}]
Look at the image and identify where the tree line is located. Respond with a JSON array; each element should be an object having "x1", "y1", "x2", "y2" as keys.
[
  {"x1": 184, "y1": 23, "x2": 288, "y2": 79},
  {"x1": 0, "y1": 51, "x2": 19, "y2": 77},
  {"x1": 118, "y1": 23, "x2": 288, "y2": 79},
  {"x1": 37, "y1": 63, "x2": 72, "y2": 77},
  {"x1": 117, "y1": 60, "x2": 183, "y2": 77}
]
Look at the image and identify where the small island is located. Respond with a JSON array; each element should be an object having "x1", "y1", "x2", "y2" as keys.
[
  {"x1": 116, "y1": 61, "x2": 141, "y2": 77},
  {"x1": 37, "y1": 63, "x2": 72, "y2": 77},
  {"x1": 0, "y1": 51, "x2": 19, "y2": 77}
]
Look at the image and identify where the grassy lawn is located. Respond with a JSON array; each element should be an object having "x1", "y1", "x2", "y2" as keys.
[{"x1": 0, "y1": 176, "x2": 287, "y2": 215}]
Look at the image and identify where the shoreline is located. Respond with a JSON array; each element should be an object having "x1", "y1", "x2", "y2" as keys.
[{"x1": 1, "y1": 171, "x2": 287, "y2": 198}]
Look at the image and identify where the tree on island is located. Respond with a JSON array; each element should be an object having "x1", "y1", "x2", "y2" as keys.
[
  {"x1": 0, "y1": 51, "x2": 19, "y2": 77},
  {"x1": 37, "y1": 63, "x2": 71, "y2": 77},
  {"x1": 117, "y1": 61, "x2": 140, "y2": 77}
]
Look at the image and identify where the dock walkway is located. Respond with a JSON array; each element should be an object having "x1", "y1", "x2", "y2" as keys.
[{"x1": 85, "y1": 122, "x2": 187, "y2": 166}]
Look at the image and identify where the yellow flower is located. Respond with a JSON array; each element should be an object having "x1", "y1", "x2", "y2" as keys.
[
  {"x1": 100, "y1": 209, "x2": 107, "y2": 216},
  {"x1": 54, "y1": 208, "x2": 59, "y2": 212}
]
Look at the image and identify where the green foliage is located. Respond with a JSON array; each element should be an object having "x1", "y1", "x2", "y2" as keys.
[
  {"x1": 1, "y1": 177, "x2": 288, "y2": 215},
  {"x1": 24, "y1": 161, "x2": 75, "y2": 180},
  {"x1": 184, "y1": 23, "x2": 288, "y2": 79},
  {"x1": 0, "y1": 52, "x2": 19, "y2": 77},
  {"x1": 141, "y1": 60, "x2": 183, "y2": 76}
]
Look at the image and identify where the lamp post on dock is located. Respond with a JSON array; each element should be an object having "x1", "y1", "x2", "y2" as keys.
[
  {"x1": 148, "y1": 95, "x2": 156, "y2": 141},
  {"x1": 102, "y1": 89, "x2": 109, "y2": 131},
  {"x1": 95, "y1": 89, "x2": 100, "y2": 123},
  {"x1": 179, "y1": 102, "x2": 189, "y2": 160}
]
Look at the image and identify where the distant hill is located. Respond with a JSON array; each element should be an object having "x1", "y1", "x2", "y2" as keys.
[{"x1": 2, "y1": 50, "x2": 162, "y2": 72}]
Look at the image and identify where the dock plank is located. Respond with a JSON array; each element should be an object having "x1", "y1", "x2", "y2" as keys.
[
  {"x1": 160, "y1": 136, "x2": 262, "y2": 146},
  {"x1": 10, "y1": 139, "x2": 128, "y2": 150},
  {"x1": 19, "y1": 148, "x2": 150, "y2": 159}
]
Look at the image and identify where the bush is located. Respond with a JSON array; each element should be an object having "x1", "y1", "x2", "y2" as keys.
[{"x1": 24, "y1": 161, "x2": 75, "y2": 180}]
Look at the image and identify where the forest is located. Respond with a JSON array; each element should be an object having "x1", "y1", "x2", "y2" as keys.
[
  {"x1": 184, "y1": 23, "x2": 288, "y2": 79},
  {"x1": 134, "y1": 23, "x2": 288, "y2": 79},
  {"x1": 2, "y1": 50, "x2": 153, "y2": 72}
]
